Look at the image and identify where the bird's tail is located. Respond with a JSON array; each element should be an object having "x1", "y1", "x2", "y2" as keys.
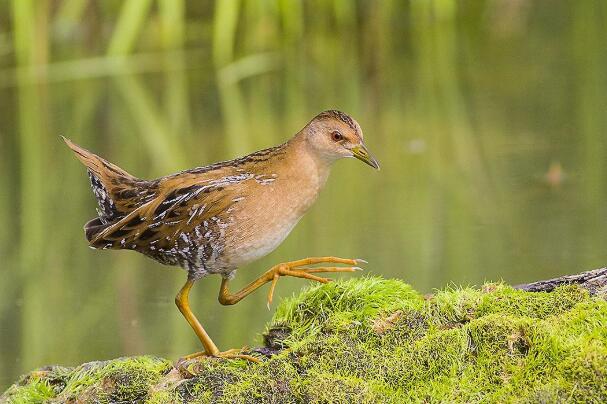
[{"x1": 62, "y1": 137, "x2": 156, "y2": 241}]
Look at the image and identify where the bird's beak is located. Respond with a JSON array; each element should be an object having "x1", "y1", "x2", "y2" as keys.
[{"x1": 351, "y1": 144, "x2": 380, "y2": 170}]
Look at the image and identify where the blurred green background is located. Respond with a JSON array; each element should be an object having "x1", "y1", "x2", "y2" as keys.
[{"x1": 1, "y1": 0, "x2": 607, "y2": 389}]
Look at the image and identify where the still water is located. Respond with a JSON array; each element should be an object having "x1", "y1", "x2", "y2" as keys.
[{"x1": 2, "y1": 1, "x2": 607, "y2": 390}]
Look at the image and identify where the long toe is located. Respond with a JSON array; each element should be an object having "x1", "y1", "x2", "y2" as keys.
[
  {"x1": 177, "y1": 348, "x2": 260, "y2": 365},
  {"x1": 178, "y1": 351, "x2": 208, "y2": 362},
  {"x1": 217, "y1": 352, "x2": 261, "y2": 363},
  {"x1": 297, "y1": 266, "x2": 363, "y2": 274},
  {"x1": 212, "y1": 347, "x2": 261, "y2": 363},
  {"x1": 278, "y1": 267, "x2": 332, "y2": 283},
  {"x1": 288, "y1": 256, "x2": 363, "y2": 267}
]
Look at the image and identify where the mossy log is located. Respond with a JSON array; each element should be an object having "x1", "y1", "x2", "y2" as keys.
[
  {"x1": 513, "y1": 267, "x2": 607, "y2": 294},
  {"x1": 3, "y1": 269, "x2": 607, "y2": 403}
]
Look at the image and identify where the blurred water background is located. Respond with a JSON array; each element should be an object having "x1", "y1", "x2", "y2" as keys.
[{"x1": 1, "y1": 0, "x2": 607, "y2": 389}]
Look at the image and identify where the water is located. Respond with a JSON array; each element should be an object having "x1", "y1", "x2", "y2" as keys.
[{"x1": 1, "y1": 1, "x2": 607, "y2": 390}]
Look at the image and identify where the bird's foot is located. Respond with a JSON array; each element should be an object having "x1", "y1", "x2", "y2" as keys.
[
  {"x1": 177, "y1": 347, "x2": 261, "y2": 368},
  {"x1": 266, "y1": 257, "x2": 366, "y2": 307}
]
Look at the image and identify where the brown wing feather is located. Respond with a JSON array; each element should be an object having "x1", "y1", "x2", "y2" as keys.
[{"x1": 88, "y1": 176, "x2": 244, "y2": 251}]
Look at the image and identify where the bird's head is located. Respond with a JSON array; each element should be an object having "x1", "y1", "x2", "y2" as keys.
[{"x1": 303, "y1": 110, "x2": 380, "y2": 170}]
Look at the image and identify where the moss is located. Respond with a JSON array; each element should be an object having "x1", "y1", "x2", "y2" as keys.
[
  {"x1": 3, "y1": 277, "x2": 607, "y2": 403},
  {"x1": 3, "y1": 356, "x2": 172, "y2": 403},
  {"x1": 2, "y1": 366, "x2": 72, "y2": 404},
  {"x1": 3, "y1": 377, "x2": 57, "y2": 404},
  {"x1": 272, "y1": 277, "x2": 424, "y2": 345},
  {"x1": 56, "y1": 356, "x2": 172, "y2": 402},
  {"x1": 299, "y1": 372, "x2": 406, "y2": 404}
]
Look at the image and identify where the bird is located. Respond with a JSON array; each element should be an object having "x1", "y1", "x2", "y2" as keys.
[{"x1": 63, "y1": 110, "x2": 379, "y2": 363}]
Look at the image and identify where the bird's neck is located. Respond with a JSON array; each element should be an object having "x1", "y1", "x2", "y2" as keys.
[
  {"x1": 282, "y1": 133, "x2": 333, "y2": 189},
  {"x1": 252, "y1": 134, "x2": 332, "y2": 220}
]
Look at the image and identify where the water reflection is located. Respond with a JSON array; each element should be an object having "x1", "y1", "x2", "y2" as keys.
[{"x1": 1, "y1": 0, "x2": 607, "y2": 390}]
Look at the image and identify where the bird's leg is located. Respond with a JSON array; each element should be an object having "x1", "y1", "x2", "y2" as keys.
[
  {"x1": 175, "y1": 279, "x2": 219, "y2": 355},
  {"x1": 218, "y1": 257, "x2": 365, "y2": 308},
  {"x1": 175, "y1": 278, "x2": 260, "y2": 363}
]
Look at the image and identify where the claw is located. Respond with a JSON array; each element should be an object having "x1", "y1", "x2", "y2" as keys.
[
  {"x1": 355, "y1": 258, "x2": 368, "y2": 264},
  {"x1": 267, "y1": 273, "x2": 280, "y2": 308}
]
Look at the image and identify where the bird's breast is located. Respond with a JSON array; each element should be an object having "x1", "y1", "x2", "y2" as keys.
[{"x1": 219, "y1": 171, "x2": 326, "y2": 268}]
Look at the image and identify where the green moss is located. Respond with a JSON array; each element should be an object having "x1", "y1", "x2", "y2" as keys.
[
  {"x1": 3, "y1": 377, "x2": 57, "y2": 404},
  {"x1": 1, "y1": 365, "x2": 72, "y2": 404},
  {"x1": 299, "y1": 372, "x2": 406, "y2": 404},
  {"x1": 3, "y1": 356, "x2": 172, "y2": 404},
  {"x1": 3, "y1": 277, "x2": 607, "y2": 403},
  {"x1": 56, "y1": 355, "x2": 172, "y2": 402},
  {"x1": 272, "y1": 276, "x2": 424, "y2": 343},
  {"x1": 428, "y1": 284, "x2": 589, "y2": 326}
]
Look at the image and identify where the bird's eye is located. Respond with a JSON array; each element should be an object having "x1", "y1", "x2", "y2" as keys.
[{"x1": 331, "y1": 131, "x2": 343, "y2": 142}]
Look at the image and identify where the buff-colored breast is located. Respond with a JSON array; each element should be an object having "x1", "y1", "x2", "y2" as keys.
[{"x1": 219, "y1": 146, "x2": 330, "y2": 270}]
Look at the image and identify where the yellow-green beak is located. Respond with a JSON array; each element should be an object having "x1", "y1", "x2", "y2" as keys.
[{"x1": 352, "y1": 144, "x2": 380, "y2": 170}]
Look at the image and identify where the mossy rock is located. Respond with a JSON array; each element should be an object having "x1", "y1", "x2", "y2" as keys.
[{"x1": 3, "y1": 277, "x2": 607, "y2": 403}]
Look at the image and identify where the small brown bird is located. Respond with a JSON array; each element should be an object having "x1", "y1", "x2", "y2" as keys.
[{"x1": 64, "y1": 110, "x2": 379, "y2": 362}]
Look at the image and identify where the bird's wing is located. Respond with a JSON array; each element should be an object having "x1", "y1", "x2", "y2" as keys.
[{"x1": 88, "y1": 174, "x2": 250, "y2": 250}]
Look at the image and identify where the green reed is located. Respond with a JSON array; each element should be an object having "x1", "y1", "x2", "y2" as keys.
[{"x1": 107, "y1": 0, "x2": 154, "y2": 57}]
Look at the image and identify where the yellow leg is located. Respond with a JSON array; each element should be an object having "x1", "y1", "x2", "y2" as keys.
[
  {"x1": 175, "y1": 278, "x2": 260, "y2": 363},
  {"x1": 218, "y1": 256, "x2": 365, "y2": 308}
]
